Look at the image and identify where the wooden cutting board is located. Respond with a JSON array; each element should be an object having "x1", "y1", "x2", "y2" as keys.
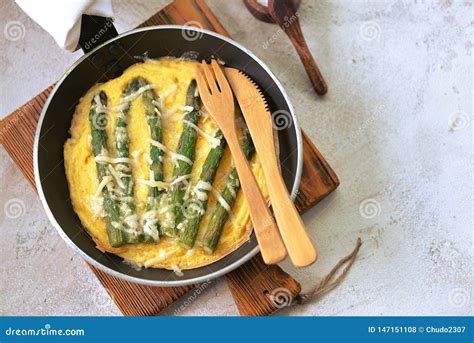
[{"x1": 0, "y1": 0, "x2": 339, "y2": 316}]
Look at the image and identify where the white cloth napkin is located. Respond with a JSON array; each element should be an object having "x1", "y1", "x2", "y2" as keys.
[{"x1": 16, "y1": 0, "x2": 114, "y2": 51}]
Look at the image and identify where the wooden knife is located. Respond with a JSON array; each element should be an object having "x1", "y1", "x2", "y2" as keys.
[{"x1": 225, "y1": 67, "x2": 317, "y2": 267}]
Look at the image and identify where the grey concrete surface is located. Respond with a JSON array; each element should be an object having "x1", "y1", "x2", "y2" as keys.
[{"x1": 0, "y1": 0, "x2": 472, "y2": 316}]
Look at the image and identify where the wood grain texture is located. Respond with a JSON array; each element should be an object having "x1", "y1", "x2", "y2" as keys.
[
  {"x1": 268, "y1": 0, "x2": 328, "y2": 95},
  {"x1": 90, "y1": 266, "x2": 194, "y2": 316},
  {"x1": 227, "y1": 254, "x2": 301, "y2": 316},
  {"x1": 243, "y1": 0, "x2": 275, "y2": 23},
  {"x1": 0, "y1": 0, "x2": 339, "y2": 316},
  {"x1": 243, "y1": 0, "x2": 302, "y2": 24},
  {"x1": 295, "y1": 131, "x2": 340, "y2": 213},
  {"x1": 0, "y1": 84, "x2": 54, "y2": 188}
]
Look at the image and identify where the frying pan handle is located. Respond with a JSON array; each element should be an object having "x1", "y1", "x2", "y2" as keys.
[{"x1": 78, "y1": 15, "x2": 118, "y2": 53}]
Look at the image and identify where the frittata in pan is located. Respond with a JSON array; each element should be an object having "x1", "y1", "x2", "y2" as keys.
[{"x1": 64, "y1": 58, "x2": 269, "y2": 272}]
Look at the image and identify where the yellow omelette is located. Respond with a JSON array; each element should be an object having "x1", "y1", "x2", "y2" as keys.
[{"x1": 64, "y1": 58, "x2": 269, "y2": 271}]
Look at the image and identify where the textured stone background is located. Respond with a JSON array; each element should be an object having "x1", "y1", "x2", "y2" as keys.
[{"x1": 0, "y1": 0, "x2": 472, "y2": 316}]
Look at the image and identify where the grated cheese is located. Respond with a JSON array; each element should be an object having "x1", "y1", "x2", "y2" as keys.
[
  {"x1": 149, "y1": 138, "x2": 192, "y2": 165},
  {"x1": 115, "y1": 164, "x2": 131, "y2": 173},
  {"x1": 144, "y1": 248, "x2": 177, "y2": 267},
  {"x1": 183, "y1": 120, "x2": 221, "y2": 148},
  {"x1": 107, "y1": 164, "x2": 125, "y2": 189},
  {"x1": 171, "y1": 174, "x2": 191, "y2": 186},
  {"x1": 88, "y1": 195, "x2": 104, "y2": 220},
  {"x1": 177, "y1": 221, "x2": 186, "y2": 232},
  {"x1": 144, "y1": 153, "x2": 153, "y2": 165},
  {"x1": 163, "y1": 84, "x2": 178, "y2": 98},
  {"x1": 95, "y1": 175, "x2": 113, "y2": 196},
  {"x1": 93, "y1": 94, "x2": 108, "y2": 114},
  {"x1": 185, "y1": 247, "x2": 196, "y2": 258},
  {"x1": 141, "y1": 210, "x2": 160, "y2": 241},
  {"x1": 196, "y1": 181, "x2": 212, "y2": 191},
  {"x1": 123, "y1": 214, "x2": 139, "y2": 231},
  {"x1": 172, "y1": 264, "x2": 184, "y2": 277},
  {"x1": 111, "y1": 102, "x2": 128, "y2": 112},
  {"x1": 95, "y1": 155, "x2": 131, "y2": 164},
  {"x1": 153, "y1": 107, "x2": 162, "y2": 117},
  {"x1": 183, "y1": 181, "x2": 193, "y2": 200},
  {"x1": 226, "y1": 183, "x2": 237, "y2": 199},
  {"x1": 195, "y1": 190, "x2": 207, "y2": 201},
  {"x1": 194, "y1": 181, "x2": 212, "y2": 202},
  {"x1": 118, "y1": 196, "x2": 134, "y2": 203},
  {"x1": 137, "y1": 178, "x2": 169, "y2": 190},
  {"x1": 120, "y1": 83, "x2": 160, "y2": 104},
  {"x1": 183, "y1": 105, "x2": 195, "y2": 112},
  {"x1": 212, "y1": 189, "x2": 231, "y2": 212},
  {"x1": 158, "y1": 195, "x2": 175, "y2": 230}
]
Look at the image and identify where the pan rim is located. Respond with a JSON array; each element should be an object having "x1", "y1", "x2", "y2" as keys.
[{"x1": 34, "y1": 25, "x2": 303, "y2": 287}]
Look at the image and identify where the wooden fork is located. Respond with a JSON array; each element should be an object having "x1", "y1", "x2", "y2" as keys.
[{"x1": 196, "y1": 60, "x2": 287, "y2": 265}]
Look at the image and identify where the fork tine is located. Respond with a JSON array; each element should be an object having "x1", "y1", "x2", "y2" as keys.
[
  {"x1": 211, "y1": 60, "x2": 232, "y2": 97},
  {"x1": 195, "y1": 64, "x2": 212, "y2": 104},
  {"x1": 201, "y1": 60, "x2": 219, "y2": 94}
]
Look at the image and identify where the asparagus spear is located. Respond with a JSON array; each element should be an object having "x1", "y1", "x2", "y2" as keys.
[
  {"x1": 202, "y1": 127, "x2": 255, "y2": 253},
  {"x1": 162, "y1": 80, "x2": 200, "y2": 237},
  {"x1": 179, "y1": 130, "x2": 226, "y2": 247},
  {"x1": 114, "y1": 79, "x2": 142, "y2": 243},
  {"x1": 89, "y1": 91, "x2": 126, "y2": 247},
  {"x1": 139, "y1": 77, "x2": 164, "y2": 242}
]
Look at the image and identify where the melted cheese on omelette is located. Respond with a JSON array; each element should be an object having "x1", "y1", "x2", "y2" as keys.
[{"x1": 64, "y1": 59, "x2": 269, "y2": 270}]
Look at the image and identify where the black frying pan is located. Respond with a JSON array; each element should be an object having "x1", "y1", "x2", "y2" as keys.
[{"x1": 34, "y1": 16, "x2": 303, "y2": 286}]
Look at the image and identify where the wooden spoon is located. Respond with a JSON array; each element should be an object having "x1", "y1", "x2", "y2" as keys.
[
  {"x1": 268, "y1": 0, "x2": 328, "y2": 95},
  {"x1": 244, "y1": 0, "x2": 301, "y2": 23}
]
